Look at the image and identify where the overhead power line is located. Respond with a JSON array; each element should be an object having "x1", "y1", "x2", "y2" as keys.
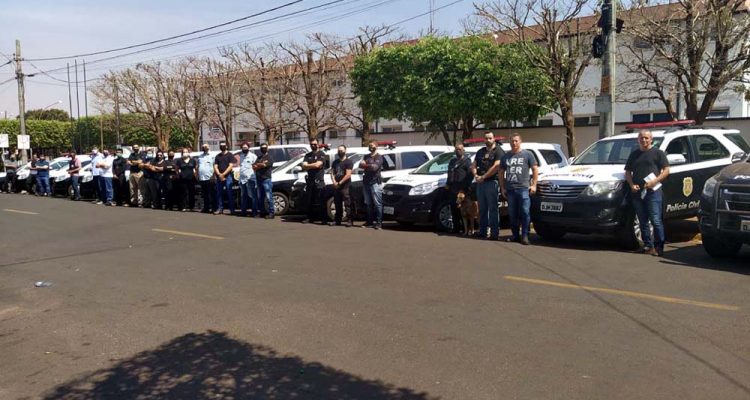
[{"x1": 25, "y1": 0, "x2": 305, "y2": 62}]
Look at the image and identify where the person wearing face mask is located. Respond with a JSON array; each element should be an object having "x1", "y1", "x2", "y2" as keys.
[
  {"x1": 175, "y1": 147, "x2": 197, "y2": 212},
  {"x1": 253, "y1": 143, "x2": 275, "y2": 219},
  {"x1": 300, "y1": 139, "x2": 328, "y2": 224},
  {"x1": 127, "y1": 144, "x2": 147, "y2": 206},
  {"x1": 471, "y1": 132, "x2": 503, "y2": 240},
  {"x1": 163, "y1": 150, "x2": 178, "y2": 210},
  {"x1": 238, "y1": 142, "x2": 259, "y2": 217},
  {"x1": 112, "y1": 149, "x2": 129, "y2": 206},
  {"x1": 90, "y1": 148, "x2": 104, "y2": 203},
  {"x1": 213, "y1": 142, "x2": 235, "y2": 215},
  {"x1": 360, "y1": 141, "x2": 385, "y2": 229},
  {"x1": 34, "y1": 154, "x2": 51, "y2": 197},
  {"x1": 329, "y1": 145, "x2": 353, "y2": 227},
  {"x1": 97, "y1": 150, "x2": 115, "y2": 206},
  {"x1": 197, "y1": 144, "x2": 216, "y2": 213},
  {"x1": 445, "y1": 144, "x2": 473, "y2": 234},
  {"x1": 140, "y1": 150, "x2": 155, "y2": 208},
  {"x1": 145, "y1": 151, "x2": 165, "y2": 209},
  {"x1": 67, "y1": 150, "x2": 81, "y2": 201}
]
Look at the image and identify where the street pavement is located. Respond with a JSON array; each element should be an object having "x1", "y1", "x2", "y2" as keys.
[{"x1": 0, "y1": 193, "x2": 749, "y2": 400}]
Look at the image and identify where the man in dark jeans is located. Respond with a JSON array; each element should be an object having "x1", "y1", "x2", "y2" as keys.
[
  {"x1": 163, "y1": 150, "x2": 178, "y2": 210},
  {"x1": 253, "y1": 143, "x2": 275, "y2": 219},
  {"x1": 625, "y1": 129, "x2": 670, "y2": 256},
  {"x1": 67, "y1": 151, "x2": 81, "y2": 200},
  {"x1": 445, "y1": 144, "x2": 473, "y2": 234},
  {"x1": 471, "y1": 132, "x2": 503, "y2": 240},
  {"x1": 300, "y1": 139, "x2": 328, "y2": 224},
  {"x1": 329, "y1": 145, "x2": 354, "y2": 227},
  {"x1": 112, "y1": 149, "x2": 129, "y2": 206},
  {"x1": 499, "y1": 133, "x2": 538, "y2": 245},
  {"x1": 360, "y1": 141, "x2": 384, "y2": 229},
  {"x1": 197, "y1": 144, "x2": 215, "y2": 213},
  {"x1": 213, "y1": 143, "x2": 235, "y2": 215}
]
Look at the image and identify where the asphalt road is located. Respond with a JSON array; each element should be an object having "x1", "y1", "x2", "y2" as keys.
[{"x1": 1, "y1": 194, "x2": 749, "y2": 400}]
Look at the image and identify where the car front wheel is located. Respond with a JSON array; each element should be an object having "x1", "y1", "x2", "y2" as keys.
[
  {"x1": 433, "y1": 200, "x2": 453, "y2": 232},
  {"x1": 701, "y1": 232, "x2": 742, "y2": 258},
  {"x1": 273, "y1": 192, "x2": 289, "y2": 216}
]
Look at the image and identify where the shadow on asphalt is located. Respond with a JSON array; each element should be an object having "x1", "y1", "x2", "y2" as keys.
[
  {"x1": 43, "y1": 331, "x2": 435, "y2": 400},
  {"x1": 658, "y1": 245, "x2": 750, "y2": 276}
]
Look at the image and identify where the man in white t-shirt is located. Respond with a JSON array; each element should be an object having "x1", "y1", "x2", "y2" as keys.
[
  {"x1": 90, "y1": 147, "x2": 103, "y2": 204},
  {"x1": 97, "y1": 149, "x2": 114, "y2": 206}
]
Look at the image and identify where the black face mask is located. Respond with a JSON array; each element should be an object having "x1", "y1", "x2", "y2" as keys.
[
  {"x1": 338, "y1": 151, "x2": 346, "y2": 158},
  {"x1": 220, "y1": 146, "x2": 227, "y2": 152},
  {"x1": 156, "y1": 155, "x2": 163, "y2": 160},
  {"x1": 368, "y1": 147, "x2": 376, "y2": 153},
  {"x1": 168, "y1": 155, "x2": 174, "y2": 160},
  {"x1": 311, "y1": 145, "x2": 318, "y2": 151},
  {"x1": 242, "y1": 149, "x2": 249, "y2": 154},
  {"x1": 202, "y1": 148, "x2": 209, "y2": 154},
  {"x1": 261, "y1": 148, "x2": 268, "y2": 154}
]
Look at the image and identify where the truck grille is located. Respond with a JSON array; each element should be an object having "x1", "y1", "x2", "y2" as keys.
[
  {"x1": 720, "y1": 185, "x2": 750, "y2": 212},
  {"x1": 537, "y1": 183, "x2": 588, "y2": 199},
  {"x1": 382, "y1": 184, "x2": 411, "y2": 204}
]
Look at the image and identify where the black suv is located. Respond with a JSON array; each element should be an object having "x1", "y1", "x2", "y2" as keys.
[{"x1": 698, "y1": 154, "x2": 750, "y2": 257}]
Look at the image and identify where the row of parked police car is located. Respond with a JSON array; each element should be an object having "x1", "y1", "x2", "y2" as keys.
[{"x1": 2, "y1": 120, "x2": 749, "y2": 257}]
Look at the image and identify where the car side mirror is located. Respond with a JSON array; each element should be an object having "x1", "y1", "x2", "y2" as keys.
[
  {"x1": 731, "y1": 152, "x2": 745, "y2": 163},
  {"x1": 667, "y1": 154, "x2": 686, "y2": 165}
]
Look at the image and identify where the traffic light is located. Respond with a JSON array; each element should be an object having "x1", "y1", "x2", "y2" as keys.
[{"x1": 592, "y1": 35, "x2": 605, "y2": 58}]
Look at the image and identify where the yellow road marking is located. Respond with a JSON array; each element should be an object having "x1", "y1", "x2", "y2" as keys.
[
  {"x1": 152, "y1": 228, "x2": 224, "y2": 240},
  {"x1": 504, "y1": 275, "x2": 739, "y2": 311},
  {"x1": 3, "y1": 209, "x2": 39, "y2": 215}
]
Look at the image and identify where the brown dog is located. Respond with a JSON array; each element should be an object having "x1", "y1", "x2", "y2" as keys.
[{"x1": 456, "y1": 191, "x2": 479, "y2": 236}]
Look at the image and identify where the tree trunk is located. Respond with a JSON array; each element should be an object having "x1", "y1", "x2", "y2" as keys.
[
  {"x1": 439, "y1": 127, "x2": 452, "y2": 145},
  {"x1": 560, "y1": 104, "x2": 577, "y2": 157},
  {"x1": 266, "y1": 127, "x2": 276, "y2": 145},
  {"x1": 360, "y1": 119, "x2": 371, "y2": 147}
]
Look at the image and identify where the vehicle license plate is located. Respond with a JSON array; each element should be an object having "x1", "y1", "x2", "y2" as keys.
[
  {"x1": 383, "y1": 206, "x2": 395, "y2": 215},
  {"x1": 741, "y1": 220, "x2": 750, "y2": 233},
  {"x1": 540, "y1": 202, "x2": 563, "y2": 213}
]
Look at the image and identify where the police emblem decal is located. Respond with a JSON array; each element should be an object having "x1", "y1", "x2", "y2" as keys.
[{"x1": 682, "y1": 177, "x2": 693, "y2": 197}]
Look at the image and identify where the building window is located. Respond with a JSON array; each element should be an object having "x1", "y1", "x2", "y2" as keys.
[
  {"x1": 538, "y1": 119, "x2": 553, "y2": 127},
  {"x1": 632, "y1": 113, "x2": 652, "y2": 123},
  {"x1": 574, "y1": 117, "x2": 591, "y2": 127},
  {"x1": 381, "y1": 125, "x2": 402, "y2": 133},
  {"x1": 652, "y1": 113, "x2": 672, "y2": 122},
  {"x1": 706, "y1": 109, "x2": 730, "y2": 119},
  {"x1": 589, "y1": 115, "x2": 600, "y2": 126},
  {"x1": 327, "y1": 129, "x2": 339, "y2": 139}
]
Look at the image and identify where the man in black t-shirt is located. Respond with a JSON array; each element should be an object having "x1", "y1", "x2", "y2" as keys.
[
  {"x1": 253, "y1": 143, "x2": 275, "y2": 218},
  {"x1": 329, "y1": 145, "x2": 354, "y2": 227},
  {"x1": 360, "y1": 141, "x2": 385, "y2": 229},
  {"x1": 301, "y1": 139, "x2": 328, "y2": 224},
  {"x1": 625, "y1": 130, "x2": 670, "y2": 256},
  {"x1": 471, "y1": 132, "x2": 503, "y2": 240},
  {"x1": 112, "y1": 149, "x2": 128, "y2": 206},
  {"x1": 213, "y1": 143, "x2": 235, "y2": 215},
  {"x1": 127, "y1": 144, "x2": 147, "y2": 206},
  {"x1": 175, "y1": 147, "x2": 197, "y2": 211},
  {"x1": 446, "y1": 144, "x2": 473, "y2": 234}
]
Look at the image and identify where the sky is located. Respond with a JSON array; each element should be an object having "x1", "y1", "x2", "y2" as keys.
[{"x1": 0, "y1": 0, "x2": 479, "y2": 118}]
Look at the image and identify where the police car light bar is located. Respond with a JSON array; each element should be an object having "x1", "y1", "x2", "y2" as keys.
[
  {"x1": 376, "y1": 140, "x2": 397, "y2": 149},
  {"x1": 624, "y1": 120, "x2": 695, "y2": 130},
  {"x1": 463, "y1": 136, "x2": 506, "y2": 145}
]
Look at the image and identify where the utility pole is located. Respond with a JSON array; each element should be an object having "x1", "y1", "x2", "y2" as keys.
[
  {"x1": 74, "y1": 60, "x2": 80, "y2": 120},
  {"x1": 83, "y1": 60, "x2": 88, "y2": 118},
  {"x1": 114, "y1": 77, "x2": 121, "y2": 145},
  {"x1": 596, "y1": 0, "x2": 617, "y2": 139},
  {"x1": 15, "y1": 40, "x2": 28, "y2": 163}
]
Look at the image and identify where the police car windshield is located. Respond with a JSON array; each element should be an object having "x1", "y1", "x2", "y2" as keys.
[
  {"x1": 573, "y1": 137, "x2": 664, "y2": 165},
  {"x1": 274, "y1": 153, "x2": 304, "y2": 172},
  {"x1": 413, "y1": 150, "x2": 478, "y2": 175}
]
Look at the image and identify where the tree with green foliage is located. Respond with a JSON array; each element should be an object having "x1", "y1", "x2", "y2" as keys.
[
  {"x1": 350, "y1": 36, "x2": 554, "y2": 144},
  {"x1": 0, "y1": 119, "x2": 72, "y2": 152},
  {"x1": 25, "y1": 108, "x2": 70, "y2": 122}
]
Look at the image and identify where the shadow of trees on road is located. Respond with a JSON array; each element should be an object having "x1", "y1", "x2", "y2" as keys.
[{"x1": 43, "y1": 331, "x2": 436, "y2": 400}]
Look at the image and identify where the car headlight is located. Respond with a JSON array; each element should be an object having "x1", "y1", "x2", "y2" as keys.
[
  {"x1": 82, "y1": 175, "x2": 93, "y2": 183},
  {"x1": 583, "y1": 180, "x2": 623, "y2": 197},
  {"x1": 702, "y1": 176, "x2": 717, "y2": 198},
  {"x1": 55, "y1": 176, "x2": 69, "y2": 183},
  {"x1": 409, "y1": 181, "x2": 439, "y2": 196}
]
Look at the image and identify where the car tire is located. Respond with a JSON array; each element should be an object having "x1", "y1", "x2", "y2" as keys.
[
  {"x1": 701, "y1": 232, "x2": 742, "y2": 258},
  {"x1": 619, "y1": 212, "x2": 651, "y2": 250},
  {"x1": 532, "y1": 221, "x2": 566, "y2": 240},
  {"x1": 433, "y1": 199, "x2": 453, "y2": 232},
  {"x1": 273, "y1": 192, "x2": 290, "y2": 216},
  {"x1": 66, "y1": 183, "x2": 74, "y2": 199}
]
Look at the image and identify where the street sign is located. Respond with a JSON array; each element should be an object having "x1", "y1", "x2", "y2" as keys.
[
  {"x1": 595, "y1": 95, "x2": 612, "y2": 113},
  {"x1": 17, "y1": 134, "x2": 30, "y2": 149},
  {"x1": 0, "y1": 134, "x2": 8, "y2": 148}
]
